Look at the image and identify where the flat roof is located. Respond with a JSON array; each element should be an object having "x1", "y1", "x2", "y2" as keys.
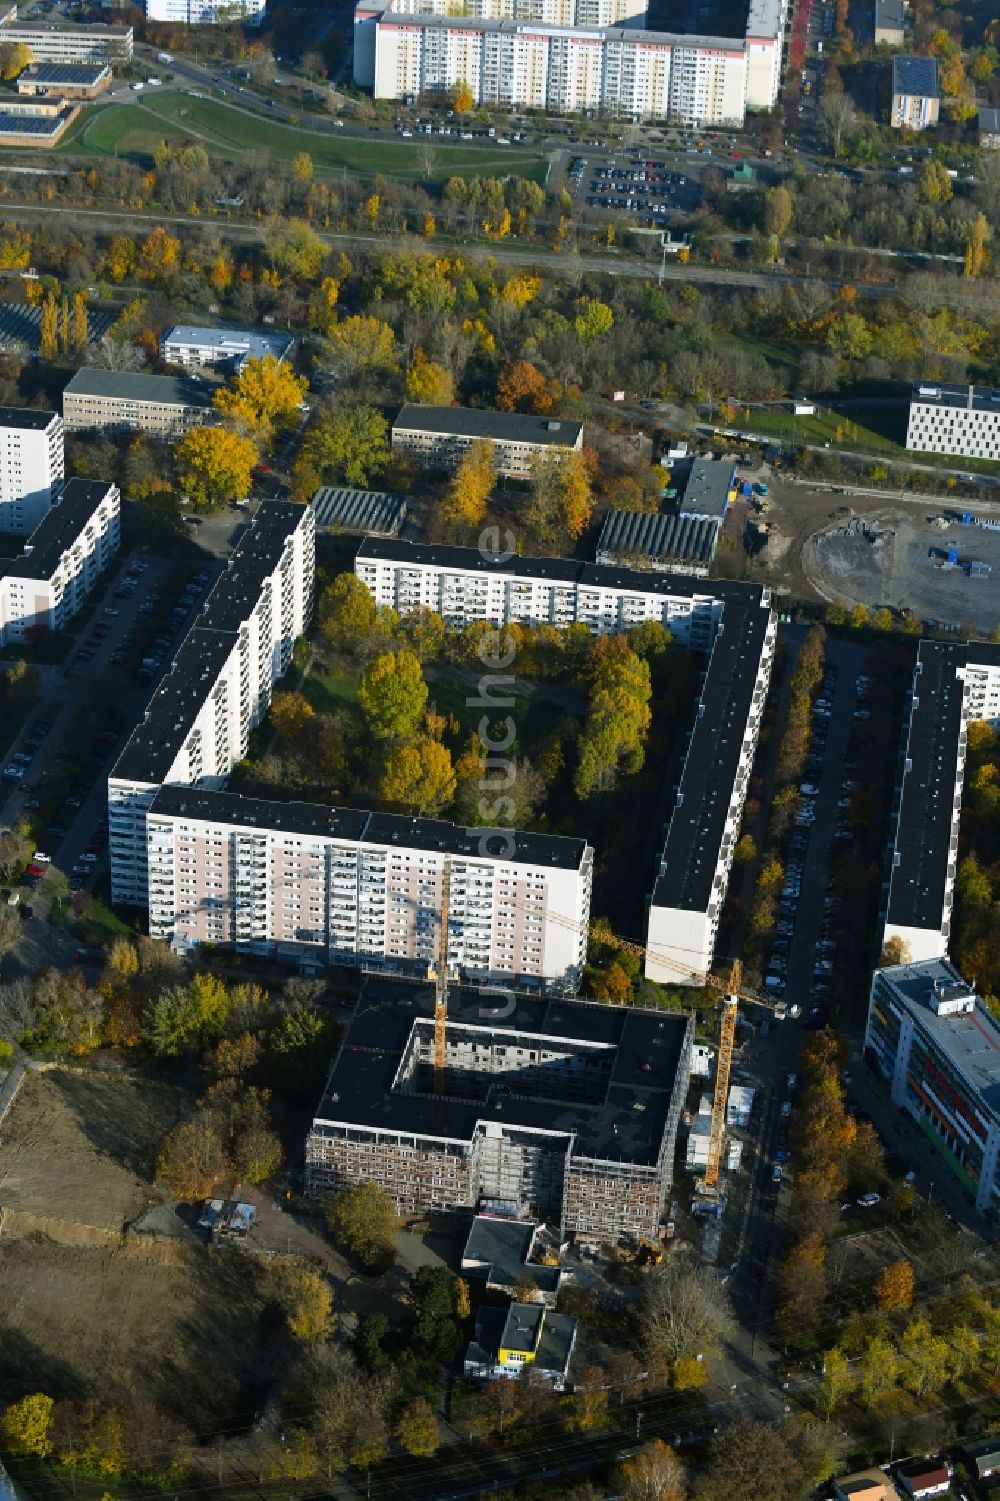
[
  {"x1": 162, "y1": 324, "x2": 294, "y2": 359},
  {"x1": 980, "y1": 107, "x2": 1000, "y2": 134},
  {"x1": 64, "y1": 368, "x2": 215, "y2": 407},
  {"x1": 892, "y1": 53, "x2": 939, "y2": 98},
  {"x1": 19, "y1": 61, "x2": 109, "y2": 83},
  {"x1": 744, "y1": 0, "x2": 785, "y2": 39},
  {"x1": 653, "y1": 595, "x2": 772, "y2": 912},
  {"x1": 463, "y1": 1215, "x2": 560, "y2": 1293},
  {"x1": 886, "y1": 640, "x2": 969, "y2": 931},
  {"x1": 112, "y1": 502, "x2": 305, "y2": 784},
  {"x1": 310, "y1": 486, "x2": 407, "y2": 536},
  {"x1": 874, "y1": 0, "x2": 905, "y2": 29},
  {"x1": 393, "y1": 404, "x2": 583, "y2": 448},
  {"x1": 313, "y1": 977, "x2": 690, "y2": 1166},
  {"x1": 357, "y1": 536, "x2": 767, "y2": 607},
  {"x1": 597, "y1": 509, "x2": 721, "y2": 569},
  {"x1": 910, "y1": 380, "x2": 1000, "y2": 415},
  {"x1": 501, "y1": 1301, "x2": 544, "y2": 1352},
  {"x1": 0, "y1": 405, "x2": 58, "y2": 431},
  {"x1": 379, "y1": 10, "x2": 744, "y2": 45},
  {"x1": 148, "y1": 783, "x2": 589, "y2": 869},
  {"x1": 0, "y1": 478, "x2": 115, "y2": 583},
  {"x1": 0, "y1": 19, "x2": 132, "y2": 35},
  {"x1": 878, "y1": 958, "x2": 1000, "y2": 1113},
  {"x1": 680, "y1": 459, "x2": 736, "y2": 519}
]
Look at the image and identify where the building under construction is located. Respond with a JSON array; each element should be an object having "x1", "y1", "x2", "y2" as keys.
[{"x1": 305, "y1": 979, "x2": 693, "y2": 1240}]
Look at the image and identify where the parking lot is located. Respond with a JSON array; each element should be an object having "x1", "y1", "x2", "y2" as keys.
[
  {"x1": 567, "y1": 151, "x2": 701, "y2": 224},
  {"x1": 0, "y1": 545, "x2": 223, "y2": 938}
]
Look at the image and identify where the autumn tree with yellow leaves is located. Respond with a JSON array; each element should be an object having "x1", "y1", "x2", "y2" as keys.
[
  {"x1": 214, "y1": 354, "x2": 308, "y2": 447},
  {"x1": 175, "y1": 425, "x2": 258, "y2": 512},
  {"x1": 438, "y1": 439, "x2": 495, "y2": 533}
]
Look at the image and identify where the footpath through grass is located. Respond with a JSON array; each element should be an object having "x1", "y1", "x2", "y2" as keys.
[
  {"x1": 61, "y1": 91, "x2": 550, "y2": 184},
  {"x1": 741, "y1": 403, "x2": 1000, "y2": 477}
]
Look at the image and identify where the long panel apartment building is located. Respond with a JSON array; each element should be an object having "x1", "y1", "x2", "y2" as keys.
[
  {"x1": 905, "y1": 381, "x2": 1000, "y2": 461},
  {"x1": 355, "y1": 538, "x2": 775, "y2": 983},
  {"x1": 355, "y1": 0, "x2": 785, "y2": 121},
  {"x1": 0, "y1": 478, "x2": 119, "y2": 646},
  {"x1": 882, "y1": 639, "x2": 1000, "y2": 964},
  {"x1": 108, "y1": 502, "x2": 315, "y2": 908},
  {"x1": 145, "y1": 787, "x2": 591, "y2": 992},
  {"x1": 0, "y1": 407, "x2": 64, "y2": 535},
  {"x1": 866, "y1": 959, "x2": 1000, "y2": 1219},
  {"x1": 391, "y1": 405, "x2": 583, "y2": 479},
  {"x1": 305, "y1": 978, "x2": 693, "y2": 1238}
]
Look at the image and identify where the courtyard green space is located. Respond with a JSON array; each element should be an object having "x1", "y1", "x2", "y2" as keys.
[{"x1": 61, "y1": 92, "x2": 550, "y2": 184}]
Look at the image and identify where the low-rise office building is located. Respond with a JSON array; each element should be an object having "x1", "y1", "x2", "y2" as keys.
[
  {"x1": 596, "y1": 508, "x2": 720, "y2": 576},
  {"x1": 145, "y1": 787, "x2": 592, "y2": 990},
  {"x1": 161, "y1": 324, "x2": 295, "y2": 372},
  {"x1": 873, "y1": 0, "x2": 904, "y2": 45},
  {"x1": 305, "y1": 977, "x2": 693, "y2": 1238},
  {"x1": 0, "y1": 20, "x2": 133, "y2": 62},
  {"x1": 465, "y1": 1303, "x2": 578, "y2": 1387},
  {"x1": 865, "y1": 958, "x2": 1000, "y2": 1219},
  {"x1": 0, "y1": 478, "x2": 119, "y2": 646},
  {"x1": 16, "y1": 61, "x2": 111, "y2": 96},
  {"x1": 882, "y1": 639, "x2": 1000, "y2": 963},
  {"x1": 391, "y1": 405, "x2": 583, "y2": 478},
  {"x1": 108, "y1": 502, "x2": 315, "y2": 908},
  {"x1": 309, "y1": 486, "x2": 408, "y2": 538},
  {"x1": 980, "y1": 107, "x2": 1000, "y2": 150},
  {"x1": 0, "y1": 406, "x2": 64, "y2": 535},
  {"x1": 890, "y1": 53, "x2": 939, "y2": 129},
  {"x1": 906, "y1": 381, "x2": 1000, "y2": 461},
  {"x1": 355, "y1": 538, "x2": 775, "y2": 984},
  {"x1": 63, "y1": 369, "x2": 216, "y2": 437}
]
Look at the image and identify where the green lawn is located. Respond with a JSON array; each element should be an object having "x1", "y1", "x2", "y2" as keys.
[
  {"x1": 743, "y1": 402, "x2": 1000, "y2": 476},
  {"x1": 62, "y1": 91, "x2": 549, "y2": 183},
  {"x1": 302, "y1": 664, "x2": 360, "y2": 717}
]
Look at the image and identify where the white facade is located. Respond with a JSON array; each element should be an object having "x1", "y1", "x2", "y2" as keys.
[
  {"x1": 0, "y1": 20, "x2": 133, "y2": 61},
  {"x1": 356, "y1": 0, "x2": 784, "y2": 118},
  {"x1": 392, "y1": 406, "x2": 583, "y2": 479},
  {"x1": 162, "y1": 325, "x2": 295, "y2": 371},
  {"x1": 0, "y1": 479, "x2": 119, "y2": 646},
  {"x1": 145, "y1": 793, "x2": 592, "y2": 992},
  {"x1": 906, "y1": 383, "x2": 1000, "y2": 461},
  {"x1": 0, "y1": 408, "x2": 64, "y2": 536},
  {"x1": 145, "y1": 0, "x2": 265, "y2": 19},
  {"x1": 368, "y1": 12, "x2": 749, "y2": 123},
  {"x1": 108, "y1": 503, "x2": 315, "y2": 907},
  {"x1": 882, "y1": 641, "x2": 1000, "y2": 965},
  {"x1": 356, "y1": 540, "x2": 774, "y2": 986}
]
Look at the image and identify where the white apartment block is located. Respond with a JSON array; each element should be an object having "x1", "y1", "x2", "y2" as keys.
[
  {"x1": 144, "y1": 787, "x2": 592, "y2": 993},
  {"x1": 0, "y1": 20, "x2": 134, "y2": 62},
  {"x1": 161, "y1": 325, "x2": 296, "y2": 372},
  {"x1": 0, "y1": 407, "x2": 64, "y2": 536},
  {"x1": 883, "y1": 640, "x2": 1000, "y2": 964},
  {"x1": 63, "y1": 369, "x2": 215, "y2": 438},
  {"x1": 366, "y1": 13, "x2": 749, "y2": 123},
  {"x1": 108, "y1": 502, "x2": 315, "y2": 908},
  {"x1": 355, "y1": 0, "x2": 784, "y2": 120},
  {"x1": 392, "y1": 405, "x2": 583, "y2": 480},
  {"x1": 145, "y1": 0, "x2": 265, "y2": 20},
  {"x1": 355, "y1": 539, "x2": 775, "y2": 985},
  {"x1": 906, "y1": 382, "x2": 1000, "y2": 462},
  {"x1": 0, "y1": 478, "x2": 119, "y2": 647}
]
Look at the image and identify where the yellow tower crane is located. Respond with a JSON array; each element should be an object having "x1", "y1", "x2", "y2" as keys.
[{"x1": 504, "y1": 898, "x2": 787, "y2": 1194}]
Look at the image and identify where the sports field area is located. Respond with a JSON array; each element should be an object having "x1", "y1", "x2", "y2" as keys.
[{"x1": 58, "y1": 90, "x2": 550, "y2": 184}]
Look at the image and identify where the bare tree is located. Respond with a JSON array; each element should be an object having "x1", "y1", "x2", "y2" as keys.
[
  {"x1": 819, "y1": 92, "x2": 858, "y2": 156},
  {"x1": 89, "y1": 333, "x2": 148, "y2": 372},
  {"x1": 642, "y1": 1262, "x2": 734, "y2": 1366},
  {"x1": 417, "y1": 143, "x2": 438, "y2": 181}
]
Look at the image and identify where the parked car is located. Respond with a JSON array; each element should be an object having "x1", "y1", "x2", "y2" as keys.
[{"x1": 857, "y1": 1192, "x2": 880, "y2": 1208}]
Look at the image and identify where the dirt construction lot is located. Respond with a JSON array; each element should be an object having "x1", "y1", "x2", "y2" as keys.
[{"x1": 0, "y1": 1069, "x2": 281, "y2": 1425}]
